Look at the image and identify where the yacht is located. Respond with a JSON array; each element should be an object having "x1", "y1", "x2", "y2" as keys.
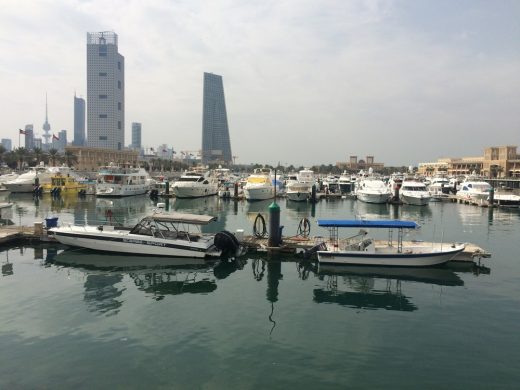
[
  {"x1": 338, "y1": 171, "x2": 353, "y2": 194},
  {"x1": 400, "y1": 178, "x2": 431, "y2": 206},
  {"x1": 456, "y1": 179, "x2": 492, "y2": 202},
  {"x1": 286, "y1": 169, "x2": 315, "y2": 202},
  {"x1": 428, "y1": 176, "x2": 451, "y2": 201},
  {"x1": 0, "y1": 172, "x2": 19, "y2": 190},
  {"x1": 3, "y1": 166, "x2": 67, "y2": 193},
  {"x1": 171, "y1": 170, "x2": 218, "y2": 198},
  {"x1": 50, "y1": 212, "x2": 242, "y2": 259},
  {"x1": 243, "y1": 168, "x2": 275, "y2": 201},
  {"x1": 96, "y1": 164, "x2": 151, "y2": 197},
  {"x1": 355, "y1": 177, "x2": 391, "y2": 204}
]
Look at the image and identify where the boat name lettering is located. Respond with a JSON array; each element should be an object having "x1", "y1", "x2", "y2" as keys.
[{"x1": 123, "y1": 238, "x2": 166, "y2": 247}]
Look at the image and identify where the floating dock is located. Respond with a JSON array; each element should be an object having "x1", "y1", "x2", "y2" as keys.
[{"x1": 0, "y1": 226, "x2": 491, "y2": 264}]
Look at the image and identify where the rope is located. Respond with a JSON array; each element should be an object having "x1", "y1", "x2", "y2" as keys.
[{"x1": 253, "y1": 213, "x2": 267, "y2": 238}]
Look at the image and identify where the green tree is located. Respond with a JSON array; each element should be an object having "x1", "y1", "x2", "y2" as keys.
[
  {"x1": 63, "y1": 150, "x2": 78, "y2": 167},
  {"x1": 48, "y1": 148, "x2": 60, "y2": 166}
]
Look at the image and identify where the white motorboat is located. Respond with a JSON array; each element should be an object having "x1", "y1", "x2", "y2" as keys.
[
  {"x1": 338, "y1": 171, "x2": 353, "y2": 194},
  {"x1": 0, "y1": 172, "x2": 19, "y2": 189},
  {"x1": 286, "y1": 169, "x2": 315, "y2": 202},
  {"x1": 355, "y1": 177, "x2": 391, "y2": 204},
  {"x1": 96, "y1": 165, "x2": 151, "y2": 197},
  {"x1": 493, "y1": 193, "x2": 520, "y2": 207},
  {"x1": 428, "y1": 176, "x2": 451, "y2": 201},
  {"x1": 3, "y1": 166, "x2": 67, "y2": 193},
  {"x1": 243, "y1": 168, "x2": 275, "y2": 201},
  {"x1": 400, "y1": 179, "x2": 431, "y2": 206},
  {"x1": 316, "y1": 219, "x2": 465, "y2": 267},
  {"x1": 50, "y1": 212, "x2": 242, "y2": 259},
  {"x1": 171, "y1": 170, "x2": 218, "y2": 198},
  {"x1": 456, "y1": 180, "x2": 492, "y2": 202}
]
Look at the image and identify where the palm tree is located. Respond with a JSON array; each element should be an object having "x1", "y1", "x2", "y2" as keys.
[
  {"x1": 14, "y1": 147, "x2": 28, "y2": 170},
  {"x1": 32, "y1": 147, "x2": 47, "y2": 166},
  {"x1": 63, "y1": 150, "x2": 78, "y2": 168},
  {"x1": 48, "y1": 148, "x2": 60, "y2": 166}
]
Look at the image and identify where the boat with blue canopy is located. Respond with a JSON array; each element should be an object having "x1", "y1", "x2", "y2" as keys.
[{"x1": 316, "y1": 219, "x2": 465, "y2": 267}]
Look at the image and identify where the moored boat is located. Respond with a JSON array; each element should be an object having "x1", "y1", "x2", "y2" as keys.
[
  {"x1": 49, "y1": 212, "x2": 243, "y2": 258},
  {"x1": 400, "y1": 179, "x2": 431, "y2": 206},
  {"x1": 355, "y1": 177, "x2": 391, "y2": 204},
  {"x1": 171, "y1": 170, "x2": 218, "y2": 198},
  {"x1": 96, "y1": 164, "x2": 151, "y2": 197},
  {"x1": 243, "y1": 168, "x2": 275, "y2": 201},
  {"x1": 316, "y1": 219, "x2": 465, "y2": 267}
]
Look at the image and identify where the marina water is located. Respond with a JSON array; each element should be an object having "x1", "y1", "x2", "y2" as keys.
[{"x1": 1, "y1": 193, "x2": 519, "y2": 389}]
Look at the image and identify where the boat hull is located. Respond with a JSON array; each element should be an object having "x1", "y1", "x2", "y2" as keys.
[
  {"x1": 172, "y1": 185, "x2": 218, "y2": 198},
  {"x1": 244, "y1": 186, "x2": 274, "y2": 201},
  {"x1": 51, "y1": 228, "x2": 220, "y2": 259},
  {"x1": 96, "y1": 184, "x2": 149, "y2": 197},
  {"x1": 400, "y1": 193, "x2": 431, "y2": 206},
  {"x1": 3, "y1": 182, "x2": 36, "y2": 193},
  {"x1": 356, "y1": 192, "x2": 391, "y2": 204},
  {"x1": 286, "y1": 191, "x2": 310, "y2": 202},
  {"x1": 317, "y1": 245, "x2": 465, "y2": 267}
]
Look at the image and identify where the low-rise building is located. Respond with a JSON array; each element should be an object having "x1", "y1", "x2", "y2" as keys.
[
  {"x1": 65, "y1": 145, "x2": 139, "y2": 171},
  {"x1": 336, "y1": 155, "x2": 384, "y2": 171}
]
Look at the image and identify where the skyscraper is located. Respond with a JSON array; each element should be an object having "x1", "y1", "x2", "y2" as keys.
[
  {"x1": 202, "y1": 72, "x2": 232, "y2": 165},
  {"x1": 131, "y1": 122, "x2": 141, "y2": 150},
  {"x1": 86, "y1": 31, "x2": 124, "y2": 150},
  {"x1": 24, "y1": 125, "x2": 34, "y2": 150},
  {"x1": 73, "y1": 94, "x2": 86, "y2": 146},
  {"x1": 1, "y1": 139, "x2": 12, "y2": 152}
]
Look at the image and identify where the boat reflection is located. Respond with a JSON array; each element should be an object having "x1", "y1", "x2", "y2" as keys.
[
  {"x1": 95, "y1": 195, "x2": 150, "y2": 225},
  {"x1": 354, "y1": 201, "x2": 391, "y2": 219},
  {"x1": 313, "y1": 264, "x2": 466, "y2": 312},
  {"x1": 284, "y1": 199, "x2": 312, "y2": 219}
]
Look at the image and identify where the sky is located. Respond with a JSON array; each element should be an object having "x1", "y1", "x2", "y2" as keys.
[{"x1": 0, "y1": 0, "x2": 519, "y2": 166}]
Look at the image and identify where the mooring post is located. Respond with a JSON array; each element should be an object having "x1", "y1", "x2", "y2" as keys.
[
  {"x1": 488, "y1": 187, "x2": 495, "y2": 207},
  {"x1": 234, "y1": 181, "x2": 239, "y2": 199},
  {"x1": 165, "y1": 180, "x2": 169, "y2": 195},
  {"x1": 311, "y1": 184, "x2": 317, "y2": 203},
  {"x1": 268, "y1": 169, "x2": 281, "y2": 247}
]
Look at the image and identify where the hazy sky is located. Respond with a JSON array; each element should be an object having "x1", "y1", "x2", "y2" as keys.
[{"x1": 1, "y1": 0, "x2": 519, "y2": 166}]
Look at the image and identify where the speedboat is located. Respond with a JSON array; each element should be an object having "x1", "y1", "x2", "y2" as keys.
[
  {"x1": 3, "y1": 166, "x2": 63, "y2": 193},
  {"x1": 96, "y1": 164, "x2": 151, "y2": 197},
  {"x1": 316, "y1": 219, "x2": 465, "y2": 267},
  {"x1": 243, "y1": 168, "x2": 275, "y2": 201},
  {"x1": 355, "y1": 177, "x2": 391, "y2": 204},
  {"x1": 456, "y1": 180, "x2": 491, "y2": 202},
  {"x1": 400, "y1": 179, "x2": 431, "y2": 206},
  {"x1": 49, "y1": 212, "x2": 242, "y2": 259},
  {"x1": 171, "y1": 170, "x2": 218, "y2": 198}
]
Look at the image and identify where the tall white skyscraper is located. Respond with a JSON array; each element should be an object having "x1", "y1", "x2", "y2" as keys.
[{"x1": 86, "y1": 31, "x2": 124, "y2": 150}]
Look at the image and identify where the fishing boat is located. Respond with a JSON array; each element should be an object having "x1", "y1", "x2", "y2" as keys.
[
  {"x1": 316, "y1": 219, "x2": 465, "y2": 267},
  {"x1": 96, "y1": 164, "x2": 151, "y2": 197},
  {"x1": 49, "y1": 212, "x2": 242, "y2": 259}
]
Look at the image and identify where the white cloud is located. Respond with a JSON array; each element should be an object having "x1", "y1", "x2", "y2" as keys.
[{"x1": 0, "y1": 0, "x2": 518, "y2": 165}]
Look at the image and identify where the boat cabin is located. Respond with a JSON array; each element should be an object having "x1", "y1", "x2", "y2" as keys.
[{"x1": 128, "y1": 213, "x2": 217, "y2": 241}]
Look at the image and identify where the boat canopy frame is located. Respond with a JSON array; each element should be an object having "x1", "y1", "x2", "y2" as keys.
[{"x1": 317, "y1": 219, "x2": 420, "y2": 254}]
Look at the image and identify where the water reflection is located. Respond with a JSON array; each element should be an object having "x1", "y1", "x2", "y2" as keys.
[
  {"x1": 354, "y1": 201, "x2": 391, "y2": 219},
  {"x1": 52, "y1": 249, "x2": 219, "y2": 307},
  {"x1": 313, "y1": 264, "x2": 467, "y2": 312},
  {"x1": 96, "y1": 195, "x2": 150, "y2": 225}
]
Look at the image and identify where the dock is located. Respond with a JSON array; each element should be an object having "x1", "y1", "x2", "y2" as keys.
[{"x1": 0, "y1": 226, "x2": 491, "y2": 264}]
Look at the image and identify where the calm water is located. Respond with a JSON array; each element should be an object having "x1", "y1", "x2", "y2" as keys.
[{"x1": 1, "y1": 193, "x2": 520, "y2": 389}]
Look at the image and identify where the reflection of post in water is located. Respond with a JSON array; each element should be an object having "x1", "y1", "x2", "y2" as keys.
[
  {"x1": 488, "y1": 207, "x2": 494, "y2": 225},
  {"x1": 311, "y1": 202, "x2": 316, "y2": 218},
  {"x1": 2, "y1": 250, "x2": 13, "y2": 276},
  {"x1": 266, "y1": 260, "x2": 282, "y2": 335},
  {"x1": 233, "y1": 199, "x2": 238, "y2": 215},
  {"x1": 392, "y1": 204, "x2": 399, "y2": 220}
]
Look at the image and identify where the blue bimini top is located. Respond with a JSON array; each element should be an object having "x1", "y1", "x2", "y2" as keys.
[{"x1": 317, "y1": 219, "x2": 419, "y2": 229}]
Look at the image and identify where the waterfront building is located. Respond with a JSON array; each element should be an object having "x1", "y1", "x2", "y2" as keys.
[
  {"x1": 418, "y1": 146, "x2": 520, "y2": 178},
  {"x1": 202, "y1": 72, "x2": 232, "y2": 165},
  {"x1": 65, "y1": 145, "x2": 138, "y2": 171},
  {"x1": 1, "y1": 139, "x2": 12, "y2": 152},
  {"x1": 131, "y1": 122, "x2": 141, "y2": 151},
  {"x1": 337, "y1": 155, "x2": 385, "y2": 171},
  {"x1": 74, "y1": 94, "x2": 86, "y2": 146},
  {"x1": 42, "y1": 94, "x2": 51, "y2": 148},
  {"x1": 86, "y1": 31, "x2": 125, "y2": 150},
  {"x1": 24, "y1": 125, "x2": 34, "y2": 150}
]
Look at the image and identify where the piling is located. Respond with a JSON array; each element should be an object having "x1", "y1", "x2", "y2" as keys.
[
  {"x1": 165, "y1": 180, "x2": 170, "y2": 195},
  {"x1": 234, "y1": 182, "x2": 239, "y2": 199},
  {"x1": 488, "y1": 187, "x2": 495, "y2": 207},
  {"x1": 310, "y1": 184, "x2": 317, "y2": 203},
  {"x1": 268, "y1": 201, "x2": 281, "y2": 247}
]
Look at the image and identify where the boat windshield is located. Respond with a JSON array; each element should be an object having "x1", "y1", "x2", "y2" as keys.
[
  {"x1": 402, "y1": 186, "x2": 426, "y2": 191},
  {"x1": 178, "y1": 177, "x2": 201, "y2": 182}
]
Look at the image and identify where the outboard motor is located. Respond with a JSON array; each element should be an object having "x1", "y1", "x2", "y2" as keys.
[{"x1": 214, "y1": 230, "x2": 242, "y2": 257}]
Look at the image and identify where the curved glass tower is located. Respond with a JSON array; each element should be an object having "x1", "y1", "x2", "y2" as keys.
[{"x1": 202, "y1": 72, "x2": 232, "y2": 165}]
